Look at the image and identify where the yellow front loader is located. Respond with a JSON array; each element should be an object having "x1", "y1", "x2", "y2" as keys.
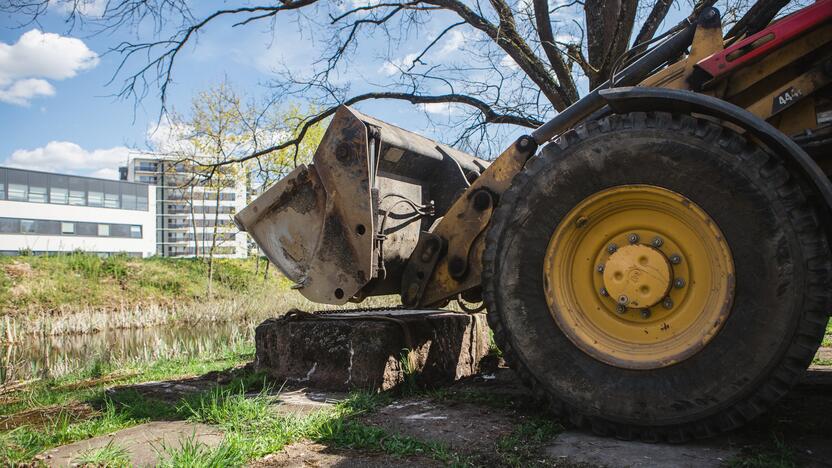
[{"x1": 236, "y1": 2, "x2": 832, "y2": 441}]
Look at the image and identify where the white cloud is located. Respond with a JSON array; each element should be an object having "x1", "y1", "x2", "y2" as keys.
[
  {"x1": 0, "y1": 29, "x2": 99, "y2": 106},
  {"x1": 0, "y1": 78, "x2": 55, "y2": 105},
  {"x1": 420, "y1": 102, "x2": 464, "y2": 116},
  {"x1": 56, "y1": 0, "x2": 109, "y2": 17},
  {"x1": 500, "y1": 55, "x2": 520, "y2": 70},
  {"x1": 438, "y1": 29, "x2": 467, "y2": 57},
  {"x1": 4, "y1": 141, "x2": 131, "y2": 179},
  {"x1": 378, "y1": 53, "x2": 419, "y2": 76}
]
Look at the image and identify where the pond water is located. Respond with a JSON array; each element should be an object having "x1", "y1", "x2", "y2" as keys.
[{"x1": 1, "y1": 320, "x2": 259, "y2": 383}]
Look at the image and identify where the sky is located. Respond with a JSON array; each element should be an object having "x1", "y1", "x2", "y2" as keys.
[{"x1": 0, "y1": 0, "x2": 688, "y2": 180}]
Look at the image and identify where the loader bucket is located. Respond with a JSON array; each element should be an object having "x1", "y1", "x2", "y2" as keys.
[{"x1": 235, "y1": 106, "x2": 487, "y2": 304}]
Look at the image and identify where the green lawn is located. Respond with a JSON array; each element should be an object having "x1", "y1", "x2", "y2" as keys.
[{"x1": 0, "y1": 254, "x2": 287, "y2": 315}]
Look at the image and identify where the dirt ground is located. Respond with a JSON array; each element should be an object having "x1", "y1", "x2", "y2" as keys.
[{"x1": 36, "y1": 353, "x2": 832, "y2": 467}]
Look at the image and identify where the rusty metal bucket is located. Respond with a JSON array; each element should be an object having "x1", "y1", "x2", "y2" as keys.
[{"x1": 235, "y1": 106, "x2": 487, "y2": 305}]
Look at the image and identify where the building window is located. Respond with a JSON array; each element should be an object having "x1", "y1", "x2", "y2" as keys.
[
  {"x1": 8, "y1": 184, "x2": 27, "y2": 201},
  {"x1": 98, "y1": 224, "x2": 110, "y2": 237},
  {"x1": 28, "y1": 186, "x2": 47, "y2": 203},
  {"x1": 61, "y1": 222, "x2": 75, "y2": 234},
  {"x1": 130, "y1": 225, "x2": 142, "y2": 238},
  {"x1": 69, "y1": 190, "x2": 86, "y2": 205},
  {"x1": 21, "y1": 220, "x2": 35, "y2": 233},
  {"x1": 50, "y1": 187, "x2": 68, "y2": 204},
  {"x1": 104, "y1": 193, "x2": 120, "y2": 208}
]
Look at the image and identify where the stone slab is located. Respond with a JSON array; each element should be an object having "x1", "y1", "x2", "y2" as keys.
[
  {"x1": 251, "y1": 441, "x2": 444, "y2": 467},
  {"x1": 254, "y1": 310, "x2": 490, "y2": 391},
  {"x1": 544, "y1": 431, "x2": 739, "y2": 468},
  {"x1": 37, "y1": 421, "x2": 223, "y2": 467}
]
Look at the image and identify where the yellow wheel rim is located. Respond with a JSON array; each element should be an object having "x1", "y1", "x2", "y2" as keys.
[{"x1": 543, "y1": 185, "x2": 735, "y2": 369}]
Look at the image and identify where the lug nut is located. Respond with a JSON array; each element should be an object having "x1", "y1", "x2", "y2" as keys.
[
  {"x1": 607, "y1": 243, "x2": 618, "y2": 254},
  {"x1": 662, "y1": 297, "x2": 674, "y2": 309},
  {"x1": 616, "y1": 304, "x2": 626, "y2": 314},
  {"x1": 641, "y1": 309, "x2": 651, "y2": 319},
  {"x1": 669, "y1": 254, "x2": 682, "y2": 265},
  {"x1": 600, "y1": 287, "x2": 609, "y2": 297},
  {"x1": 617, "y1": 295, "x2": 629, "y2": 305},
  {"x1": 628, "y1": 233, "x2": 640, "y2": 244},
  {"x1": 652, "y1": 236, "x2": 664, "y2": 248},
  {"x1": 597, "y1": 264, "x2": 605, "y2": 273},
  {"x1": 674, "y1": 278, "x2": 686, "y2": 289}
]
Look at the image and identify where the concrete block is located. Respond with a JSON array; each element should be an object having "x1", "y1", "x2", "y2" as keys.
[{"x1": 254, "y1": 309, "x2": 490, "y2": 391}]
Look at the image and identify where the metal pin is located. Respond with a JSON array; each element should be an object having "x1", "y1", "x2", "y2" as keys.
[
  {"x1": 652, "y1": 237, "x2": 664, "y2": 248},
  {"x1": 628, "y1": 233, "x2": 640, "y2": 244},
  {"x1": 674, "y1": 278, "x2": 686, "y2": 289},
  {"x1": 600, "y1": 287, "x2": 609, "y2": 297},
  {"x1": 607, "y1": 243, "x2": 618, "y2": 254},
  {"x1": 669, "y1": 254, "x2": 681, "y2": 265},
  {"x1": 662, "y1": 297, "x2": 674, "y2": 309},
  {"x1": 597, "y1": 264, "x2": 605, "y2": 273}
]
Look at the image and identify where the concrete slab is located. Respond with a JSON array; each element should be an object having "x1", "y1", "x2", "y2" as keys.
[
  {"x1": 544, "y1": 431, "x2": 738, "y2": 468},
  {"x1": 251, "y1": 441, "x2": 444, "y2": 467},
  {"x1": 269, "y1": 388, "x2": 347, "y2": 416},
  {"x1": 254, "y1": 310, "x2": 490, "y2": 391},
  {"x1": 363, "y1": 398, "x2": 515, "y2": 453},
  {"x1": 37, "y1": 421, "x2": 223, "y2": 467}
]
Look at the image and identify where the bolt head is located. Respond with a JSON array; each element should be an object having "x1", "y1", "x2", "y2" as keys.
[
  {"x1": 641, "y1": 309, "x2": 651, "y2": 319},
  {"x1": 596, "y1": 264, "x2": 605, "y2": 273},
  {"x1": 669, "y1": 254, "x2": 682, "y2": 265},
  {"x1": 617, "y1": 295, "x2": 629, "y2": 305},
  {"x1": 607, "y1": 243, "x2": 618, "y2": 254},
  {"x1": 674, "y1": 278, "x2": 686, "y2": 289},
  {"x1": 662, "y1": 297, "x2": 674, "y2": 309},
  {"x1": 600, "y1": 287, "x2": 609, "y2": 297},
  {"x1": 628, "y1": 233, "x2": 640, "y2": 244},
  {"x1": 652, "y1": 236, "x2": 664, "y2": 248},
  {"x1": 616, "y1": 304, "x2": 626, "y2": 314}
]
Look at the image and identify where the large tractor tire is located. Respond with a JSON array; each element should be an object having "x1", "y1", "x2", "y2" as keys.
[{"x1": 482, "y1": 111, "x2": 832, "y2": 441}]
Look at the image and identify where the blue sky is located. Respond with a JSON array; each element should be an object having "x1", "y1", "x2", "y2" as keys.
[{"x1": 0, "y1": 1, "x2": 689, "y2": 179}]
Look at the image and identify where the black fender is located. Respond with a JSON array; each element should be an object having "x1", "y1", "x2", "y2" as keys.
[{"x1": 596, "y1": 87, "x2": 832, "y2": 234}]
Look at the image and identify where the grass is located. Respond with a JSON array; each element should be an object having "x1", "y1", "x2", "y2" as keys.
[
  {"x1": 179, "y1": 382, "x2": 468, "y2": 464},
  {"x1": 73, "y1": 439, "x2": 131, "y2": 467},
  {"x1": 495, "y1": 418, "x2": 564, "y2": 467},
  {"x1": 156, "y1": 434, "x2": 246, "y2": 468},
  {"x1": 727, "y1": 433, "x2": 797, "y2": 468},
  {"x1": 0, "y1": 253, "x2": 288, "y2": 316},
  {"x1": 0, "y1": 348, "x2": 473, "y2": 466}
]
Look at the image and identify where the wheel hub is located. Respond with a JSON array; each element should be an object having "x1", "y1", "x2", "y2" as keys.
[
  {"x1": 542, "y1": 185, "x2": 735, "y2": 370},
  {"x1": 602, "y1": 244, "x2": 671, "y2": 309}
]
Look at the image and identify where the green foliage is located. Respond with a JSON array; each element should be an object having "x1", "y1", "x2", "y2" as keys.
[
  {"x1": 0, "y1": 255, "x2": 283, "y2": 314},
  {"x1": 727, "y1": 434, "x2": 797, "y2": 468},
  {"x1": 156, "y1": 434, "x2": 246, "y2": 468},
  {"x1": 496, "y1": 418, "x2": 563, "y2": 467},
  {"x1": 73, "y1": 439, "x2": 131, "y2": 467}
]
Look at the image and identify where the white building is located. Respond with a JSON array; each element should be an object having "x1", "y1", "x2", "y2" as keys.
[
  {"x1": 123, "y1": 157, "x2": 247, "y2": 258},
  {"x1": 0, "y1": 167, "x2": 156, "y2": 257}
]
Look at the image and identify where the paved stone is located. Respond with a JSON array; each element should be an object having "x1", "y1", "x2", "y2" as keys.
[
  {"x1": 254, "y1": 310, "x2": 490, "y2": 391},
  {"x1": 544, "y1": 431, "x2": 738, "y2": 468},
  {"x1": 250, "y1": 441, "x2": 443, "y2": 467},
  {"x1": 269, "y1": 388, "x2": 346, "y2": 416},
  {"x1": 37, "y1": 421, "x2": 223, "y2": 467},
  {"x1": 364, "y1": 398, "x2": 516, "y2": 453}
]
